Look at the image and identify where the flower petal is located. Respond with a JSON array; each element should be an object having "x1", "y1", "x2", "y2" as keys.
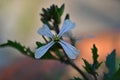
[
  {"x1": 38, "y1": 24, "x2": 54, "y2": 38},
  {"x1": 58, "y1": 19, "x2": 75, "y2": 37},
  {"x1": 35, "y1": 41, "x2": 54, "y2": 59},
  {"x1": 59, "y1": 40, "x2": 80, "y2": 59}
]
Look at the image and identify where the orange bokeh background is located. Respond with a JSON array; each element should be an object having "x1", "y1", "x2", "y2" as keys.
[
  {"x1": 77, "y1": 31, "x2": 120, "y2": 61},
  {"x1": 0, "y1": 0, "x2": 120, "y2": 79}
]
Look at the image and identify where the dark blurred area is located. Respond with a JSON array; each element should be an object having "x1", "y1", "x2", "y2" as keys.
[
  {"x1": 0, "y1": 0, "x2": 120, "y2": 80},
  {"x1": 0, "y1": 57, "x2": 66, "y2": 80}
]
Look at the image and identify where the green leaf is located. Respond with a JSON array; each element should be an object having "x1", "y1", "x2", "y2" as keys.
[
  {"x1": 83, "y1": 44, "x2": 102, "y2": 74},
  {"x1": 58, "y1": 4, "x2": 65, "y2": 16},
  {"x1": 54, "y1": 5, "x2": 61, "y2": 24},
  {"x1": 0, "y1": 40, "x2": 57, "y2": 60},
  {"x1": 116, "y1": 58, "x2": 120, "y2": 69},
  {"x1": 40, "y1": 4, "x2": 65, "y2": 30},
  {"x1": 53, "y1": 49, "x2": 64, "y2": 58},
  {"x1": 0, "y1": 40, "x2": 34, "y2": 58},
  {"x1": 92, "y1": 44, "x2": 98, "y2": 64},
  {"x1": 36, "y1": 41, "x2": 57, "y2": 59},
  {"x1": 82, "y1": 58, "x2": 93, "y2": 74},
  {"x1": 110, "y1": 67, "x2": 120, "y2": 80},
  {"x1": 41, "y1": 51, "x2": 56, "y2": 60},
  {"x1": 92, "y1": 44, "x2": 103, "y2": 70},
  {"x1": 104, "y1": 50, "x2": 116, "y2": 79}
]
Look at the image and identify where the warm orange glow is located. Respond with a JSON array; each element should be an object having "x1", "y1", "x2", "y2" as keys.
[
  {"x1": 76, "y1": 31, "x2": 120, "y2": 62},
  {"x1": 63, "y1": 32, "x2": 120, "y2": 79}
]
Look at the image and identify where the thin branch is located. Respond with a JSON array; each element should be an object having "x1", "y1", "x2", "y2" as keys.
[
  {"x1": 42, "y1": 36, "x2": 48, "y2": 43},
  {"x1": 66, "y1": 59, "x2": 89, "y2": 80}
]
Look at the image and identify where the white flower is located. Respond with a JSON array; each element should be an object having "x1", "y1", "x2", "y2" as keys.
[{"x1": 35, "y1": 19, "x2": 80, "y2": 59}]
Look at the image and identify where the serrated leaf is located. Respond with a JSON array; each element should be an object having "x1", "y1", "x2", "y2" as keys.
[
  {"x1": 36, "y1": 41, "x2": 56, "y2": 59},
  {"x1": 40, "y1": 4, "x2": 64, "y2": 30},
  {"x1": 104, "y1": 50, "x2": 116, "y2": 79},
  {"x1": 82, "y1": 44, "x2": 102, "y2": 76},
  {"x1": 82, "y1": 58, "x2": 93, "y2": 74},
  {"x1": 0, "y1": 40, "x2": 34, "y2": 58},
  {"x1": 92, "y1": 44, "x2": 102, "y2": 69},
  {"x1": 92, "y1": 44, "x2": 98, "y2": 64}
]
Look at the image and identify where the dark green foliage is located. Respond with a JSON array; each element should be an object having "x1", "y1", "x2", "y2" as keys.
[
  {"x1": 92, "y1": 44, "x2": 98, "y2": 65},
  {"x1": 82, "y1": 44, "x2": 102, "y2": 75},
  {"x1": 110, "y1": 67, "x2": 120, "y2": 80},
  {"x1": 53, "y1": 49, "x2": 64, "y2": 59},
  {"x1": 82, "y1": 58, "x2": 93, "y2": 74},
  {"x1": 0, "y1": 40, "x2": 57, "y2": 59},
  {"x1": 103, "y1": 50, "x2": 120, "y2": 80},
  {"x1": 92, "y1": 44, "x2": 102, "y2": 70},
  {"x1": 116, "y1": 58, "x2": 120, "y2": 69},
  {"x1": 0, "y1": 40, "x2": 34, "y2": 58},
  {"x1": 65, "y1": 14, "x2": 70, "y2": 20},
  {"x1": 40, "y1": 4, "x2": 64, "y2": 30},
  {"x1": 106, "y1": 50, "x2": 116, "y2": 74},
  {"x1": 103, "y1": 50, "x2": 116, "y2": 80}
]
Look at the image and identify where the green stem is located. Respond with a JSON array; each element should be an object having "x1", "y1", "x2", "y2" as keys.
[
  {"x1": 54, "y1": 23, "x2": 59, "y2": 34},
  {"x1": 61, "y1": 49, "x2": 89, "y2": 80},
  {"x1": 42, "y1": 36, "x2": 48, "y2": 43},
  {"x1": 66, "y1": 59, "x2": 89, "y2": 80}
]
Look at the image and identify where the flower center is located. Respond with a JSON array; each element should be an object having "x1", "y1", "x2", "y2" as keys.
[{"x1": 53, "y1": 35, "x2": 60, "y2": 42}]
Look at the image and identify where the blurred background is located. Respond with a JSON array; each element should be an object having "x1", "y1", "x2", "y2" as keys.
[{"x1": 0, "y1": 0, "x2": 120, "y2": 80}]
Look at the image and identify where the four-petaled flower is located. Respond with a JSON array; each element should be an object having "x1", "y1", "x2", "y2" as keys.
[{"x1": 35, "y1": 19, "x2": 80, "y2": 59}]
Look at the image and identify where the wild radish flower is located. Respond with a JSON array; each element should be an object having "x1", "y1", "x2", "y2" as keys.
[{"x1": 35, "y1": 19, "x2": 80, "y2": 59}]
